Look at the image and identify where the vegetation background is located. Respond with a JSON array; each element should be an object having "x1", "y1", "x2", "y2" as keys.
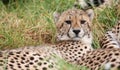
[{"x1": 0, "y1": 0, "x2": 120, "y2": 70}]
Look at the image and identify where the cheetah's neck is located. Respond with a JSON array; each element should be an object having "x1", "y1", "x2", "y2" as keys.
[{"x1": 53, "y1": 36, "x2": 93, "y2": 64}]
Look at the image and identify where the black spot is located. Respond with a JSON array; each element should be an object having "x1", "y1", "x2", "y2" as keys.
[
  {"x1": 84, "y1": 46, "x2": 87, "y2": 49},
  {"x1": 109, "y1": 53, "x2": 112, "y2": 57},
  {"x1": 10, "y1": 60, "x2": 15, "y2": 63},
  {"x1": 16, "y1": 55, "x2": 19, "y2": 57},
  {"x1": 117, "y1": 27, "x2": 120, "y2": 29},
  {"x1": 9, "y1": 52, "x2": 14, "y2": 55},
  {"x1": 14, "y1": 57, "x2": 18, "y2": 60},
  {"x1": 0, "y1": 64, "x2": 3, "y2": 66},
  {"x1": 17, "y1": 63, "x2": 20, "y2": 65},
  {"x1": 74, "y1": 50, "x2": 77, "y2": 52},
  {"x1": 111, "y1": 59, "x2": 116, "y2": 62},
  {"x1": 74, "y1": 59, "x2": 77, "y2": 61},
  {"x1": 29, "y1": 62, "x2": 33, "y2": 65},
  {"x1": 97, "y1": 57, "x2": 100, "y2": 60},
  {"x1": 44, "y1": 62, "x2": 47, "y2": 65},
  {"x1": 48, "y1": 65, "x2": 53, "y2": 68},
  {"x1": 117, "y1": 31, "x2": 119, "y2": 33},
  {"x1": 104, "y1": 41, "x2": 110, "y2": 45},
  {"x1": 21, "y1": 61, "x2": 24, "y2": 64},
  {"x1": 78, "y1": 52, "x2": 81, "y2": 54},
  {"x1": 74, "y1": 54, "x2": 77, "y2": 56},
  {"x1": 35, "y1": 60, "x2": 38, "y2": 62},
  {"x1": 111, "y1": 64, "x2": 115, "y2": 67},
  {"x1": 39, "y1": 57, "x2": 43, "y2": 60},
  {"x1": 18, "y1": 65, "x2": 21, "y2": 68},
  {"x1": 95, "y1": 62, "x2": 99, "y2": 65},
  {"x1": 108, "y1": 46, "x2": 114, "y2": 49},
  {"x1": 92, "y1": 56, "x2": 95, "y2": 58},
  {"x1": 26, "y1": 52, "x2": 29, "y2": 54},
  {"x1": 23, "y1": 54, "x2": 26, "y2": 56},
  {"x1": 42, "y1": 67, "x2": 47, "y2": 70},
  {"x1": 80, "y1": 49, "x2": 83, "y2": 51},
  {"x1": 0, "y1": 60, "x2": 3, "y2": 62},
  {"x1": 9, "y1": 64, "x2": 13, "y2": 67},
  {"x1": 21, "y1": 57, "x2": 25, "y2": 60},
  {"x1": 103, "y1": 55, "x2": 107, "y2": 59},
  {"x1": 16, "y1": 51, "x2": 21, "y2": 54},
  {"x1": 30, "y1": 57, "x2": 34, "y2": 60},
  {"x1": 89, "y1": 61, "x2": 93, "y2": 64},
  {"x1": 38, "y1": 62, "x2": 42, "y2": 66},
  {"x1": 70, "y1": 57, "x2": 72, "y2": 59},
  {"x1": 69, "y1": 53, "x2": 72, "y2": 55},
  {"x1": 25, "y1": 64, "x2": 29, "y2": 67},
  {"x1": 71, "y1": 43, "x2": 75, "y2": 45},
  {"x1": 102, "y1": 45, "x2": 107, "y2": 49},
  {"x1": 115, "y1": 53, "x2": 119, "y2": 56}
]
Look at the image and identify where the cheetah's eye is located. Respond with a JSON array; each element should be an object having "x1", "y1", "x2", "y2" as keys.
[
  {"x1": 80, "y1": 20, "x2": 86, "y2": 24},
  {"x1": 65, "y1": 20, "x2": 71, "y2": 24}
]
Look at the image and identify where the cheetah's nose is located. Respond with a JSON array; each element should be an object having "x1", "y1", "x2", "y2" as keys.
[{"x1": 73, "y1": 30, "x2": 80, "y2": 35}]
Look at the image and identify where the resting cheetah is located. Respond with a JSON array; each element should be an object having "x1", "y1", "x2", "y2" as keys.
[
  {"x1": 0, "y1": 8, "x2": 94, "y2": 70},
  {"x1": 100, "y1": 21, "x2": 120, "y2": 49},
  {"x1": 74, "y1": 0, "x2": 119, "y2": 10},
  {"x1": 78, "y1": 21, "x2": 120, "y2": 70},
  {"x1": 78, "y1": 48, "x2": 120, "y2": 70},
  {"x1": 0, "y1": 8, "x2": 120, "y2": 70}
]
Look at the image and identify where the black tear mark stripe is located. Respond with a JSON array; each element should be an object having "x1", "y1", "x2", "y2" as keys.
[{"x1": 67, "y1": 22, "x2": 72, "y2": 38}]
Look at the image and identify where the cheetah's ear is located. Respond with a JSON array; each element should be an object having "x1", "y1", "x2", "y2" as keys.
[
  {"x1": 86, "y1": 9, "x2": 94, "y2": 21},
  {"x1": 53, "y1": 11, "x2": 61, "y2": 23}
]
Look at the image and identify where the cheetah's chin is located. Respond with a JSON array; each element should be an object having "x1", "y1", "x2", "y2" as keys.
[{"x1": 72, "y1": 37, "x2": 81, "y2": 41}]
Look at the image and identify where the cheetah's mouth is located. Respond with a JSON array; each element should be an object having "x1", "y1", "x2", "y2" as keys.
[{"x1": 69, "y1": 33, "x2": 86, "y2": 40}]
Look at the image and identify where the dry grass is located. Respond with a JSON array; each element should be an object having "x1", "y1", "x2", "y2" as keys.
[{"x1": 0, "y1": 0, "x2": 75, "y2": 49}]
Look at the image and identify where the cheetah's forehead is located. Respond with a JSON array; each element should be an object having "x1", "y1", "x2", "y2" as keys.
[{"x1": 61, "y1": 9, "x2": 86, "y2": 16}]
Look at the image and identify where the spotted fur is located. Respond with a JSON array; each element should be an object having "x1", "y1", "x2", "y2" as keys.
[
  {"x1": 100, "y1": 21, "x2": 120, "y2": 49},
  {"x1": 78, "y1": 49, "x2": 120, "y2": 70},
  {"x1": 74, "y1": 0, "x2": 119, "y2": 10},
  {"x1": 0, "y1": 9, "x2": 120, "y2": 70},
  {"x1": 0, "y1": 9, "x2": 94, "y2": 70}
]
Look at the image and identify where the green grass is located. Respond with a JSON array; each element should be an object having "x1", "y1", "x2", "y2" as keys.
[
  {"x1": 0, "y1": 0, "x2": 75, "y2": 49},
  {"x1": 0, "y1": 0, "x2": 120, "y2": 70}
]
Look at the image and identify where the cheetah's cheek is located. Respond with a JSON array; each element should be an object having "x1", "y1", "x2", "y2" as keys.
[{"x1": 57, "y1": 34, "x2": 70, "y2": 41}]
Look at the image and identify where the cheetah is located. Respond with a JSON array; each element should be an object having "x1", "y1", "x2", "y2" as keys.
[
  {"x1": 74, "y1": 0, "x2": 119, "y2": 10},
  {"x1": 78, "y1": 48, "x2": 120, "y2": 70},
  {"x1": 100, "y1": 21, "x2": 120, "y2": 49},
  {"x1": 0, "y1": 8, "x2": 94, "y2": 70},
  {"x1": 77, "y1": 21, "x2": 120, "y2": 70},
  {"x1": 0, "y1": 8, "x2": 120, "y2": 70}
]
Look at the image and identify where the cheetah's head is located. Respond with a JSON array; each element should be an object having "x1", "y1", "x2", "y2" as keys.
[{"x1": 53, "y1": 9, "x2": 94, "y2": 43}]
